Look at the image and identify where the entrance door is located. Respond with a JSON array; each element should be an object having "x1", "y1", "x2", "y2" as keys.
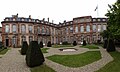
[{"x1": 6, "y1": 39, "x2": 9, "y2": 46}]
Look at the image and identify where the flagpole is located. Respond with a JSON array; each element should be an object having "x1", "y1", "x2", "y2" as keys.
[{"x1": 97, "y1": 5, "x2": 99, "y2": 17}]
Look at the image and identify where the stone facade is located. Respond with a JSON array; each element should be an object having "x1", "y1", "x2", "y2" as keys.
[{"x1": 1, "y1": 14, "x2": 107, "y2": 47}]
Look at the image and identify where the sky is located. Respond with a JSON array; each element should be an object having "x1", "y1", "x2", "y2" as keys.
[{"x1": 0, "y1": 0, "x2": 116, "y2": 25}]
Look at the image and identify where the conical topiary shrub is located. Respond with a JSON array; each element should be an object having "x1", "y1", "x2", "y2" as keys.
[
  {"x1": 26, "y1": 41, "x2": 45, "y2": 67},
  {"x1": 47, "y1": 41, "x2": 51, "y2": 47},
  {"x1": 39, "y1": 41, "x2": 44, "y2": 48},
  {"x1": 107, "y1": 38, "x2": 116, "y2": 52},
  {"x1": 21, "y1": 41, "x2": 28, "y2": 55},
  {"x1": 103, "y1": 39, "x2": 108, "y2": 48},
  {"x1": 73, "y1": 41, "x2": 77, "y2": 46},
  {"x1": 83, "y1": 40, "x2": 86, "y2": 46}
]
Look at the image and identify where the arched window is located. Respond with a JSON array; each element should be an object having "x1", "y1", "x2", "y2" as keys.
[
  {"x1": 66, "y1": 27, "x2": 68, "y2": 33},
  {"x1": 12, "y1": 25, "x2": 17, "y2": 33},
  {"x1": 103, "y1": 25, "x2": 106, "y2": 30},
  {"x1": 46, "y1": 28, "x2": 48, "y2": 34},
  {"x1": 5, "y1": 25, "x2": 9, "y2": 33},
  {"x1": 75, "y1": 26, "x2": 78, "y2": 33},
  {"x1": 93, "y1": 25, "x2": 96, "y2": 32},
  {"x1": 12, "y1": 36, "x2": 17, "y2": 47},
  {"x1": 29, "y1": 25, "x2": 32, "y2": 33},
  {"x1": 80, "y1": 26, "x2": 84, "y2": 32},
  {"x1": 21, "y1": 36, "x2": 26, "y2": 44},
  {"x1": 86, "y1": 25, "x2": 90, "y2": 32},
  {"x1": 98, "y1": 25, "x2": 101, "y2": 32},
  {"x1": 38, "y1": 26, "x2": 40, "y2": 33},
  {"x1": 42, "y1": 26, "x2": 45, "y2": 33},
  {"x1": 70, "y1": 26, "x2": 73, "y2": 32},
  {"x1": 21, "y1": 25, "x2": 26, "y2": 33}
]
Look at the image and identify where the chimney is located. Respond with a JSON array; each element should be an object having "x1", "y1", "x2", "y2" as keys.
[
  {"x1": 52, "y1": 20, "x2": 54, "y2": 23},
  {"x1": 16, "y1": 13, "x2": 18, "y2": 17},
  {"x1": 64, "y1": 20, "x2": 66, "y2": 23},
  {"x1": 43, "y1": 18, "x2": 45, "y2": 21},
  {"x1": 29, "y1": 15, "x2": 31, "y2": 18},
  {"x1": 48, "y1": 17, "x2": 49, "y2": 22}
]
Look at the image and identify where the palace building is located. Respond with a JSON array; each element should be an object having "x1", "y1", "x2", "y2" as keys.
[{"x1": 1, "y1": 14, "x2": 107, "y2": 47}]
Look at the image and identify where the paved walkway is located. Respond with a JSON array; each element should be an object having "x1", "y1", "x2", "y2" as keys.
[
  {"x1": 0, "y1": 48, "x2": 30, "y2": 72},
  {"x1": 44, "y1": 46, "x2": 113, "y2": 72}
]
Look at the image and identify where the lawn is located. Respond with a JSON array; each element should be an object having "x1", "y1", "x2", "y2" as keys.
[
  {"x1": 31, "y1": 64, "x2": 55, "y2": 72},
  {"x1": 81, "y1": 44, "x2": 99, "y2": 49},
  {"x1": 0, "y1": 48, "x2": 9, "y2": 55},
  {"x1": 41, "y1": 48, "x2": 49, "y2": 53},
  {"x1": 47, "y1": 51, "x2": 101, "y2": 67},
  {"x1": 96, "y1": 51, "x2": 120, "y2": 72},
  {"x1": 52, "y1": 45, "x2": 74, "y2": 48}
]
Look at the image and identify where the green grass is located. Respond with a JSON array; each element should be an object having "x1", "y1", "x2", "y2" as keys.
[
  {"x1": 31, "y1": 64, "x2": 55, "y2": 72},
  {"x1": 52, "y1": 45, "x2": 74, "y2": 48},
  {"x1": 41, "y1": 48, "x2": 49, "y2": 53},
  {"x1": 81, "y1": 44, "x2": 99, "y2": 49},
  {"x1": 0, "y1": 48, "x2": 9, "y2": 55},
  {"x1": 96, "y1": 51, "x2": 120, "y2": 72},
  {"x1": 47, "y1": 51, "x2": 101, "y2": 67}
]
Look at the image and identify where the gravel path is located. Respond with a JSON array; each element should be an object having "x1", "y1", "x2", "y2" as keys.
[
  {"x1": 0, "y1": 48, "x2": 30, "y2": 72},
  {"x1": 44, "y1": 46, "x2": 113, "y2": 72}
]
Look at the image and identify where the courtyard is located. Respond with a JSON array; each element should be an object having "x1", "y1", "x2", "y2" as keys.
[{"x1": 0, "y1": 45, "x2": 120, "y2": 72}]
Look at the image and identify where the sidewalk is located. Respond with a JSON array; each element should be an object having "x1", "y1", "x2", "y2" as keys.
[{"x1": 0, "y1": 48, "x2": 30, "y2": 72}]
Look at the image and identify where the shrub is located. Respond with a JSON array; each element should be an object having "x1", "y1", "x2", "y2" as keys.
[
  {"x1": 39, "y1": 41, "x2": 44, "y2": 48},
  {"x1": 103, "y1": 39, "x2": 108, "y2": 48},
  {"x1": 73, "y1": 41, "x2": 77, "y2": 46},
  {"x1": 83, "y1": 40, "x2": 87, "y2": 46},
  {"x1": 62, "y1": 41, "x2": 69, "y2": 45},
  {"x1": 0, "y1": 41, "x2": 3, "y2": 49},
  {"x1": 47, "y1": 41, "x2": 51, "y2": 47},
  {"x1": 21, "y1": 41, "x2": 28, "y2": 55},
  {"x1": 107, "y1": 38, "x2": 116, "y2": 52},
  {"x1": 26, "y1": 41, "x2": 45, "y2": 67}
]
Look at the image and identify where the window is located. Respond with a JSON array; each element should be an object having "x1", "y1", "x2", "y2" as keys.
[
  {"x1": 98, "y1": 25, "x2": 101, "y2": 32},
  {"x1": 103, "y1": 25, "x2": 106, "y2": 30},
  {"x1": 21, "y1": 36, "x2": 26, "y2": 44},
  {"x1": 5, "y1": 25, "x2": 9, "y2": 33},
  {"x1": 80, "y1": 26, "x2": 84, "y2": 32},
  {"x1": 86, "y1": 25, "x2": 90, "y2": 32},
  {"x1": 42, "y1": 26, "x2": 45, "y2": 33},
  {"x1": 66, "y1": 27, "x2": 68, "y2": 33},
  {"x1": 38, "y1": 26, "x2": 40, "y2": 33},
  {"x1": 75, "y1": 26, "x2": 78, "y2": 33},
  {"x1": 70, "y1": 26, "x2": 73, "y2": 32},
  {"x1": 93, "y1": 25, "x2": 96, "y2": 32},
  {"x1": 12, "y1": 36, "x2": 17, "y2": 47},
  {"x1": 12, "y1": 25, "x2": 17, "y2": 33},
  {"x1": 29, "y1": 25, "x2": 32, "y2": 33},
  {"x1": 29, "y1": 36, "x2": 33, "y2": 43},
  {"x1": 46, "y1": 28, "x2": 49, "y2": 34},
  {"x1": 21, "y1": 25, "x2": 26, "y2": 33}
]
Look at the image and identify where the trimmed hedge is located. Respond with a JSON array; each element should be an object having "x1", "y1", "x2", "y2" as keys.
[
  {"x1": 73, "y1": 41, "x2": 77, "y2": 46},
  {"x1": 39, "y1": 41, "x2": 44, "y2": 48},
  {"x1": 103, "y1": 39, "x2": 108, "y2": 48},
  {"x1": 47, "y1": 41, "x2": 51, "y2": 47},
  {"x1": 107, "y1": 39, "x2": 116, "y2": 52},
  {"x1": 26, "y1": 41, "x2": 45, "y2": 67},
  {"x1": 62, "y1": 41, "x2": 69, "y2": 45},
  {"x1": 83, "y1": 40, "x2": 87, "y2": 46},
  {"x1": 21, "y1": 41, "x2": 28, "y2": 55}
]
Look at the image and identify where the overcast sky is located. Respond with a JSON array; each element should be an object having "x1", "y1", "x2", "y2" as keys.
[{"x1": 0, "y1": 0, "x2": 116, "y2": 25}]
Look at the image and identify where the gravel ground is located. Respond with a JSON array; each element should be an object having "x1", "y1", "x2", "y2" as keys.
[{"x1": 0, "y1": 48, "x2": 30, "y2": 72}]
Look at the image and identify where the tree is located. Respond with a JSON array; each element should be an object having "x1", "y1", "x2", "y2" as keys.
[
  {"x1": 26, "y1": 41, "x2": 45, "y2": 67},
  {"x1": 83, "y1": 40, "x2": 86, "y2": 46},
  {"x1": 104, "y1": 0, "x2": 120, "y2": 51},
  {"x1": 21, "y1": 41, "x2": 28, "y2": 55},
  {"x1": 39, "y1": 41, "x2": 43, "y2": 48},
  {"x1": 73, "y1": 41, "x2": 77, "y2": 46},
  {"x1": 47, "y1": 41, "x2": 52, "y2": 47}
]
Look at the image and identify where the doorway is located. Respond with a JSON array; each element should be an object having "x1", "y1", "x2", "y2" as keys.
[{"x1": 6, "y1": 39, "x2": 9, "y2": 46}]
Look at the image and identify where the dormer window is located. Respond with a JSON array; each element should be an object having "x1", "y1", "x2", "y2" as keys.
[
  {"x1": 103, "y1": 19, "x2": 106, "y2": 21},
  {"x1": 5, "y1": 19, "x2": 9, "y2": 21},
  {"x1": 98, "y1": 19, "x2": 101, "y2": 21},
  {"x1": 22, "y1": 18, "x2": 24, "y2": 21},
  {"x1": 13, "y1": 19, "x2": 15, "y2": 21},
  {"x1": 93, "y1": 19, "x2": 96, "y2": 21}
]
